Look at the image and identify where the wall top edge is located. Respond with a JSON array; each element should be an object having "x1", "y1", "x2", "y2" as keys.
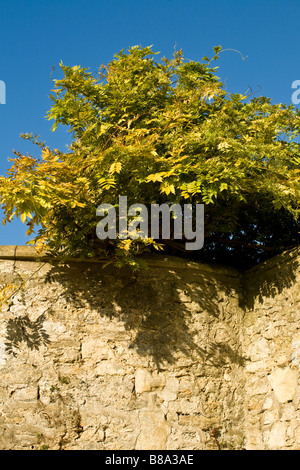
[
  {"x1": 0, "y1": 245, "x2": 298, "y2": 275},
  {"x1": 0, "y1": 245, "x2": 241, "y2": 276},
  {"x1": 244, "y1": 246, "x2": 300, "y2": 276}
]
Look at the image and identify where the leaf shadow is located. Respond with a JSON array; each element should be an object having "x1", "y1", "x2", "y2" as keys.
[
  {"x1": 44, "y1": 257, "x2": 246, "y2": 369},
  {"x1": 5, "y1": 314, "x2": 50, "y2": 357},
  {"x1": 241, "y1": 247, "x2": 300, "y2": 311}
]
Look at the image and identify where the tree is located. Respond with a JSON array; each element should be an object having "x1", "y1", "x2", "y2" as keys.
[{"x1": 0, "y1": 45, "x2": 299, "y2": 269}]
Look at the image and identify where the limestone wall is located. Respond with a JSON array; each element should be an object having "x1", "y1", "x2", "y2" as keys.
[
  {"x1": 0, "y1": 246, "x2": 299, "y2": 450},
  {"x1": 242, "y1": 248, "x2": 300, "y2": 449}
]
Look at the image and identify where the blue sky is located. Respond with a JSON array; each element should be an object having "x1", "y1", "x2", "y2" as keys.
[{"x1": 0, "y1": 0, "x2": 299, "y2": 245}]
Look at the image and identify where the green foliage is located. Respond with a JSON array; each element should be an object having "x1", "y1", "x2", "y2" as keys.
[{"x1": 0, "y1": 45, "x2": 299, "y2": 269}]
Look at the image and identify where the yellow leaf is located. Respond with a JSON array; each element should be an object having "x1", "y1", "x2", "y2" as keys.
[
  {"x1": 21, "y1": 213, "x2": 28, "y2": 223},
  {"x1": 147, "y1": 173, "x2": 164, "y2": 183},
  {"x1": 160, "y1": 182, "x2": 175, "y2": 195},
  {"x1": 109, "y1": 162, "x2": 122, "y2": 174}
]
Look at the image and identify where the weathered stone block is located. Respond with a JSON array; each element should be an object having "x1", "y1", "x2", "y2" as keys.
[
  {"x1": 269, "y1": 368, "x2": 297, "y2": 403},
  {"x1": 135, "y1": 369, "x2": 152, "y2": 394},
  {"x1": 136, "y1": 411, "x2": 168, "y2": 450}
]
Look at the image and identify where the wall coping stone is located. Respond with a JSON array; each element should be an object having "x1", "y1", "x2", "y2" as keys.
[
  {"x1": 244, "y1": 246, "x2": 300, "y2": 276},
  {"x1": 0, "y1": 244, "x2": 298, "y2": 277}
]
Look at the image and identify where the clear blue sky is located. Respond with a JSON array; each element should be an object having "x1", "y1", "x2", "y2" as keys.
[{"x1": 0, "y1": 0, "x2": 299, "y2": 245}]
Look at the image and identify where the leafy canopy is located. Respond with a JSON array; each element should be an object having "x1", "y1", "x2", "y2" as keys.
[{"x1": 0, "y1": 45, "x2": 299, "y2": 269}]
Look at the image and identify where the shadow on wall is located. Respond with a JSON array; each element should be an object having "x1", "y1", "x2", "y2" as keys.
[
  {"x1": 41, "y1": 259, "x2": 246, "y2": 369},
  {"x1": 3, "y1": 247, "x2": 299, "y2": 366},
  {"x1": 241, "y1": 247, "x2": 300, "y2": 311},
  {"x1": 5, "y1": 314, "x2": 50, "y2": 357}
]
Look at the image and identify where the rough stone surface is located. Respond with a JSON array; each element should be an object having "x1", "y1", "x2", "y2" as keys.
[
  {"x1": 242, "y1": 247, "x2": 300, "y2": 450},
  {"x1": 0, "y1": 247, "x2": 299, "y2": 450}
]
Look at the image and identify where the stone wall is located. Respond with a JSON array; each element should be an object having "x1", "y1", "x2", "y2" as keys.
[
  {"x1": 242, "y1": 248, "x2": 300, "y2": 449},
  {"x1": 0, "y1": 246, "x2": 299, "y2": 450}
]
